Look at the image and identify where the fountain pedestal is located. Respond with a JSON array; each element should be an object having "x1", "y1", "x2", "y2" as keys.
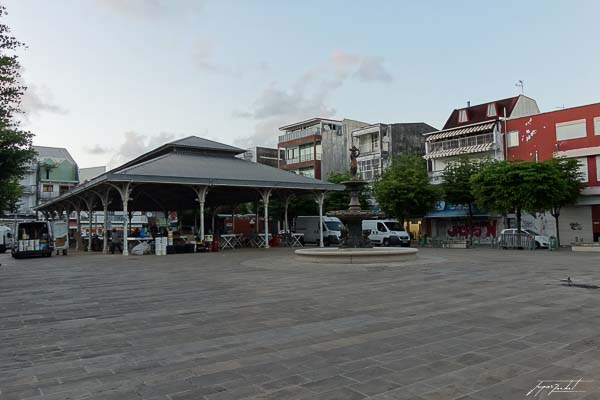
[
  {"x1": 294, "y1": 146, "x2": 418, "y2": 264},
  {"x1": 327, "y1": 178, "x2": 383, "y2": 248}
]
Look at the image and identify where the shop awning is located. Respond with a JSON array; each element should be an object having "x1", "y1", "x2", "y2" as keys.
[
  {"x1": 424, "y1": 121, "x2": 496, "y2": 142},
  {"x1": 423, "y1": 142, "x2": 495, "y2": 160}
]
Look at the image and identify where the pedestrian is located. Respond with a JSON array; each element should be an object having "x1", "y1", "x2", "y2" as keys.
[{"x1": 110, "y1": 228, "x2": 123, "y2": 254}]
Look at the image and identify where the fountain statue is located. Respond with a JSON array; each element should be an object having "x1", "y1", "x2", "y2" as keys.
[
  {"x1": 294, "y1": 145, "x2": 418, "y2": 263},
  {"x1": 327, "y1": 145, "x2": 384, "y2": 248}
]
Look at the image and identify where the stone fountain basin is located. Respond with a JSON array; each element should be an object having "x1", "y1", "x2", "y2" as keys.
[{"x1": 294, "y1": 247, "x2": 418, "y2": 264}]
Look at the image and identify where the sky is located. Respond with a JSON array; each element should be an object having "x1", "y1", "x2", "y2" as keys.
[{"x1": 4, "y1": 0, "x2": 600, "y2": 168}]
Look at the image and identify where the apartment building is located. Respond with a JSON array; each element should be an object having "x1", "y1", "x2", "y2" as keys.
[
  {"x1": 11, "y1": 146, "x2": 79, "y2": 218},
  {"x1": 506, "y1": 102, "x2": 600, "y2": 243},
  {"x1": 422, "y1": 95, "x2": 540, "y2": 241}
]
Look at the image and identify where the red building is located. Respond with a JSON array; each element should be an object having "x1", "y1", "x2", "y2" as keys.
[
  {"x1": 277, "y1": 118, "x2": 339, "y2": 179},
  {"x1": 506, "y1": 102, "x2": 600, "y2": 242}
]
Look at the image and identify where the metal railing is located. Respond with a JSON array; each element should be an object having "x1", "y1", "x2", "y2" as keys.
[
  {"x1": 278, "y1": 126, "x2": 321, "y2": 143},
  {"x1": 428, "y1": 132, "x2": 494, "y2": 153},
  {"x1": 498, "y1": 232, "x2": 535, "y2": 250}
]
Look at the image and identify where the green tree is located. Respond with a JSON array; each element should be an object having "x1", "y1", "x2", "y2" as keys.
[
  {"x1": 324, "y1": 172, "x2": 370, "y2": 212},
  {"x1": 0, "y1": 5, "x2": 36, "y2": 213},
  {"x1": 374, "y1": 153, "x2": 439, "y2": 224},
  {"x1": 543, "y1": 158, "x2": 583, "y2": 246},
  {"x1": 441, "y1": 157, "x2": 485, "y2": 243},
  {"x1": 471, "y1": 160, "x2": 559, "y2": 232}
]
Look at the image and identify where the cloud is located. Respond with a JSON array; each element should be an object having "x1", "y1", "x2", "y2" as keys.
[
  {"x1": 84, "y1": 144, "x2": 111, "y2": 155},
  {"x1": 233, "y1": 49, "x2": 392, "y2": 148},
  {"x1": 97, "y1": 0, "x2": 204, "y2": 19},
  {"x1": 20, "y1": 83, "x2": 68, "y2": 121},
  {"x1": 355, "y1": 56, "x2": 393, "y2": 83},
  {"x1": 107, "y1": 131, "x2": 181, "y2": 169},
  {"x1": 193, "y1": 39, "x2": 242, "y2": 78}
]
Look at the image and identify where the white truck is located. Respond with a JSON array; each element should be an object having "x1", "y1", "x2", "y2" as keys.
[
  {"x1": 294, "y1": 216, "x2": 343, "y2": 246},
  {"x1": 362, "y1": 219, "x2": 411, "y2": 247},
  {"x1": 0, "y1": 225, "x2": 14, "y2": 253}
]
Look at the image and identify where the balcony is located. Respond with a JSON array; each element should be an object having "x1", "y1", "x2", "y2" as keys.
[
  {"x1": 278, "y1": 127, "x2": 321, "y2": 143},
  {"x1": 429, "y1": 170, "x2": 445, "y2": 184},
  {"x1": 425, "y1": 132, "x2": 495, "y2": 160},
  {"x1": 429, "y1": 132, "x2": 493, "y2": 152}
]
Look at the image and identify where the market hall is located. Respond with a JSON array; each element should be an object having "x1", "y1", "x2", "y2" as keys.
[{"x1": 35, "y1": 136, "x2": 343, "y2": 256}]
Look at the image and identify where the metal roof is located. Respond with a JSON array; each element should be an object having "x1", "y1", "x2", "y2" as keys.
[
  {"x1": 167, "y1": 136, "x2": 243, "y2": 153},
  {"x1": 36, "y1": 136, "x2": 342, "y2": 211},
  {"x1": 279, "y1": 117, "x2": 342, "y2": 131},
  {"x1": 424, "y1": 121, "x2": 496, "y2": 142},
  {"x1": 34, "y1": 145, "x2": 77, "y2": 165},
  {"x1": 111, "y1": 152, "x2": 339, "y2": 189}
]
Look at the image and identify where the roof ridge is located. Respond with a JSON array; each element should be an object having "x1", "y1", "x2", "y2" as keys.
[{"x1": 115, "y1": 152, "x2": 173, "y2": 174}]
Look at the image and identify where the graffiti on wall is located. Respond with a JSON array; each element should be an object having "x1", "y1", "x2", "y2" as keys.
[{"x1": 447, "y1": 220, "x2": 498, "y2": 238}]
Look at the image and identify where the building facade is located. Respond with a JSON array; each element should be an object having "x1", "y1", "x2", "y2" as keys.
[
  {"x1": 353, "y1": 122, "x2": 436, "y2": 182},
  {"x1": 422, "y1": 95, "x2": 540, "y2": 241},
  {"x1": 277, "y1": 118, "x2": 342, "y2": 179},
  {"x1": 11, "y1": 146, "x2": 79, "y2": 217},
  {"x1": 237, "y1": 147, "x2": 284, "y2": 167},
  {"x1": 506, "y1": 102, "x2": 600, "y2": 243},
  {"x1": 320, "y1": 118, "x2": 370, "y2": 180}
]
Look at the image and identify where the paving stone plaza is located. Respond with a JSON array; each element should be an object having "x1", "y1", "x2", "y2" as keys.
[{"x1": 2, "y1": 248, "x2": 600, "y2": 400}]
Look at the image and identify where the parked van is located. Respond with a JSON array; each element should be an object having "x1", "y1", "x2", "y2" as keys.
[
  {"x1": 0, "y1": 225, "x2": 14, "y2": 253},
  {"x1": 362, "y1": 220, "x2": 411, "y2": 247},
  {"x1": 295, "y1": 216, "x2": 343, "y2": 245},
  {"x1": 12, "y1": 220, "x2": 54, "y2": 259}
]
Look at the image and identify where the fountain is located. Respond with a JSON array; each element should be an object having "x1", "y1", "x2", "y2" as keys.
[{"x1": 295, "y1": 146, "x2": 418, "y2": 264}]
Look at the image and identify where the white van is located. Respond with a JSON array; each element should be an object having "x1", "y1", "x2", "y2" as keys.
[
  {"x1": 295, "y1": 216, "x2": 343, "y2": 246},
  {"x1": 362, "y1": 220, "x2": 411, "y2": 247},
  {"x1": 12, "y1": 220, "x2": 54, "y2": 259},
  {"x1": 0, "y1": 225, "x2": 14, "y2": 253}
]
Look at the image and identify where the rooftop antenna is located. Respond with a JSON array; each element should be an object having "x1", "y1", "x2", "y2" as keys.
[{"x1": 515, "y1": 80, "x2": 524, "y2": 94}]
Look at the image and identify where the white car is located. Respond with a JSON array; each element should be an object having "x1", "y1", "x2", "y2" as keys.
[{"x1": 500, "y1": 228, "x2": 549, "y2": 249}]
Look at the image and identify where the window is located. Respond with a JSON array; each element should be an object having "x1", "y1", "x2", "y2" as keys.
[
  {"x1": 59, "y1": 185, "x2": 70, "y2": 195},
  {"x1": 45, "y1": 169, "x2": 50, "y2": 179},
  {"x1": 458, "y1": 109, "x2": 468, "y2": 123},
  {"x1": 358, "y1": 158, "x2": 380, "y2": 181},
  {"x1": 507, "y1": 131, "x2": 519, "y2": 147},
  {"x1": 597, "y1": 156, "x2": 600, "y2": 181},
  {"x1": 298, "y1": 167, "x2": 314, "y2": 178},
  {"x1": 43, "y1": 184, "x2": 53, "y2": 192},
  {"x1": 556, "y1": 119, "x2": 587, "y2": 141},
  {"x1": 575, "y1": 157, "x2": 588, "y2": 182},
  {"x1": 487, "y1": 103, "x2": 497, "y2": 117},
  {"x1": 372, "y1": 133, "x2": 379, "y2": 151},
  {"x1": 377, "y1": 222, "x2": 387, "y2": 232},
  {"x1": 315, "y1": 143, "x2": 322, "y2": 160},
  {"x1": 595, "y1": 117, "x2": 600, "y2": 136},
  {"x1": 299, "y1": 145, "x2": 313, "y2": 162},
  {"x1": 286, "y1": 147, "x2": 298, "y2": 162}
]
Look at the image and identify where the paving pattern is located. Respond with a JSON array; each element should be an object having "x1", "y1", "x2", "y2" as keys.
[{"x1": 1, "y1": 247, "x2": 600, "y2": 399}]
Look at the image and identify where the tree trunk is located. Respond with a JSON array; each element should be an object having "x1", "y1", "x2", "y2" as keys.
[
  {"x1": 516, "y1": 208, "x2": 522, "y2": 232},
  {"x1": 468, "y1": 203, "x2": 474, "y2": 245}
]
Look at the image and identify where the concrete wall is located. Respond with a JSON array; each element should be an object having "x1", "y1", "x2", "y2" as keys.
[
  {"x1": 389, "y1": 123, "x2": 436, "y2": 157},
  {"x1": 321, "y1": 118, "x2": 369, "y2": 180},
  {"x1": 559, "y1": 205, "x2": 594, "y2": 244}
]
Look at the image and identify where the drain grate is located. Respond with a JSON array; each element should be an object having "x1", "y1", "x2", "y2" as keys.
[{"x1": 561, "y1": 277, "x2": 600, "y2": 289}]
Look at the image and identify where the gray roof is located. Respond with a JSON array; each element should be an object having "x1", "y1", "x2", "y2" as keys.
[
  {"x1": 168, "y1": 136, "x2": 243, "y2": 153},
  {"x1": 35, "y1": 136, "x2": 342, "y2": 211},
  {"x1": 34, "y1": 146, "x2": 77, "y2": 165},
  {"x1": 110, "y1": 151, "x2": 336, "y2": 189}
]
